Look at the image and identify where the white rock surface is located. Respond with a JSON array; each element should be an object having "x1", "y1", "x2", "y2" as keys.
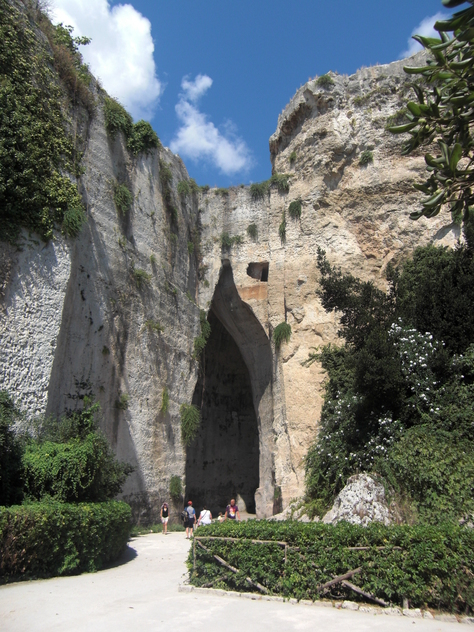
[{"x1": 322, "y1": 474, "x2": 393, "y2": 526}]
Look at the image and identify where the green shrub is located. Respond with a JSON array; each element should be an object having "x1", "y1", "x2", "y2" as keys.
[
  {"x1": 169, "y1": 475, "x2": 182, "y2": 501},
  {"x1": 188, "y1": 520, "x2": 474, "y2": 610},
  {"x1": 250, "y1": 181, "x2": 269, "y2": 200},
  {"x1": 0, "y1": 392, "x2": 24, "y2": 507},
  {"x1": 200, "y1": 184, "x2": 210, "y2": 193},
  {"x1": 132, "y1": 268, "x2": 151, "y2": 289},
  {"x1": 143, "y1": 319, "x2": 164, "y2": 333},
  {"x1": 270, "y1": 173, "x2": 290, "y2": 193},
  {"x1": 104, "y1": 97, "x2": 133, "y2": 139},
  {"x1": 126, "y1": 120, "x2": 160, "y2": 155},
  {"x1": 279, "y1": 217, "x2": 286, "y2": 243},
  {"x1": 160, "y1": 387, "x2": 169, "y2": 415},
  {"x1": 62, "y1": 206, "x2": 87, "y2": 237},
  {"x1": 316, "y1": 73, "x2": 335, "y2": 88},
  {"x1": 187, "y1": 241, "x2": 194, "y2": 255},
  {"x1": 247, "y1": 223, "x2": 258, "y2": 240},
  {"x1": 273, "y1": 322, "x2": 291, "y2": 349},
  {"x1": 359, "y1": 150, "x2": 373, "y2": 166},
  {"x1": 0, "y1": 3, "x2": 86, "y2": 242},
  {"x1": 215, "y1": 188, "x2": 229, "y2": 197},
  {"x1": 159, "y1": 160, "x2": 173, "y2": 197},
  {"x1": 0, "y1": 500, "x2": 131, "y2": 582},
  {"x1": 288, "y1": 199, "x2": 302, "y2": 220},
  {"x1": 116, "y1": 393, "x2": 130, "y2": 410},
  {"x1": 22, "y1": 433, "x2": 133, "y2": 503},
  {"x1": 180, "y1": 404, "x2": 201, "y2": 447},
  {"x1": 114, "y1": 183, "x2": 133, "y2": 214},
  {"x1": 193, "y1": 310, "x2": 211, "y2": 359},
  {"x1": 177, "y1": 180, "x2": 191, "y2": 197},
  {"x1": 289, "y1": 151, "x2": 297, "y2": 164},
  {"x1": 220, "y1": 232, "x2": 243, "y2": 249}
]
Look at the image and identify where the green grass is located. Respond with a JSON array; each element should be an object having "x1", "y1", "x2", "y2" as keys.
[
  {"x1": 359, "y1": 150, "x2": 374, "y2": 166},
  {"x1": 132, "y1": 268, "x2": 152, "y2": 289},
  {"x1": 273, "y1": 322, "x2": 292, "y2": 349}
]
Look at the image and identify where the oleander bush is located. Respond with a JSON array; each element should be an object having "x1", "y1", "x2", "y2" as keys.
[
  {"x1": 189, "y1": 520, "x2": 474, "y2": 611},
  {"x1": 0, "y1": 500, "x2": 131, "y2": 583}
]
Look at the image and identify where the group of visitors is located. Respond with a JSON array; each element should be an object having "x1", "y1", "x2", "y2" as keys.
[{"x1": 160, "y1": 498, "x2": 241, "y2": 537}]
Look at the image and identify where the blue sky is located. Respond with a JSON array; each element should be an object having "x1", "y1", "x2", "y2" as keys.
[{"x1": 51, "y1": 1, "x2": 457, "y2": 188}]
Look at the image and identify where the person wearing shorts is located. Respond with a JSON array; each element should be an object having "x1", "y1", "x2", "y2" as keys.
[
  {"x1": 185, "y1": 500, "x2": 196, "y2": 538},
  {"x1": 160, "y1": 502, "x2": 169, "y2": 535}
]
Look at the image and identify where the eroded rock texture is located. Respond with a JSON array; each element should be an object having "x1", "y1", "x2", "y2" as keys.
[{"x1": 0, "y1": 24, "x2": 459, "y2": 522}]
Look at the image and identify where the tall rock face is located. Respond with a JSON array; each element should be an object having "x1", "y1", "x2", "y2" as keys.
[{"x1": 0, "y1": 12, "x2": 458, "y2": 522}]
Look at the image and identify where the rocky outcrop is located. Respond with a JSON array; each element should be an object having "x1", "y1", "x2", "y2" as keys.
[
  {"x1": 322, "y1": 474, "x2": 396, "y2": 526},
  {"x1": 0, "y1": 9, "x2": 459, "y2": 523}
]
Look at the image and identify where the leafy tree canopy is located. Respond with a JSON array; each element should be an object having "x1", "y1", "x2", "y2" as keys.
[{"x1": 389, "y1": 0, "x2": 474, "y2": 225}]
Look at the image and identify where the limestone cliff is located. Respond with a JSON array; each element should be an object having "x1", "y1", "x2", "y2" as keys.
[{"x1": 0, "y1": 5, "x2": 459, "y2": 522}]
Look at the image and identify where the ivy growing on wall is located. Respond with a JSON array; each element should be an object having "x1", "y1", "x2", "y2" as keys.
[{"x1": 0, "y1": 0, "x2": 86, "y2": 242}]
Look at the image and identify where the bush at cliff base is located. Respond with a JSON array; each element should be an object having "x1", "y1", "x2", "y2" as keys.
[
  {"x1": 189, "y1": 521, "x2": 474, "y2": 612},
  {"x1": 0, "y1": 500, "x2": 131, "y2": 583}
]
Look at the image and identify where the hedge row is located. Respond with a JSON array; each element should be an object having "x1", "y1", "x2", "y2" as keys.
[
  {"x1": 189, "y1": 521, "x2": 474, "y2": 612},
  {"x1": 0, "y1": 500, "x2": 131, "y2": 583}
]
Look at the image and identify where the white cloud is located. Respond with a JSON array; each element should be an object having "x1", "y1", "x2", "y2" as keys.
[
  {"x1": 170, "y1": 75, "x2": 252, "y2": 176},
  {"x1": 51, "y1": 0, "x2": 162, "y2": 120},
  {"x1": 181, "y1": 74, "x2": 213, "y2": 102},
  {"x1": 400, "y1": 12, "x2": 449, "y2": 59}
]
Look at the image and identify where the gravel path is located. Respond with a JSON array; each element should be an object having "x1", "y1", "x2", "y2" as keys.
[{"x1": 0, "y1": 533, "x2": 465, "y2": 631}]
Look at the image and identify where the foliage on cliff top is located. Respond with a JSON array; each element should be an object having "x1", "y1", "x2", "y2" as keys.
[
  {"x1": 388, "y1": 0, "x2": 474, "y2": 226},
  {"x1": 0, "y1": 0, "x2": 87, "y2": 242},
  {"x1": 304, "y1": 243, "x2": 474, "y2": 523},
  {"x1": 189, "y1": 520, "x2": 474, "y2": 611}
]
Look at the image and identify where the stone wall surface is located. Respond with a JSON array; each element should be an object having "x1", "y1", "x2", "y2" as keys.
[{"x1": 0, "y1": 13, "x2": 460, "y2": 522}]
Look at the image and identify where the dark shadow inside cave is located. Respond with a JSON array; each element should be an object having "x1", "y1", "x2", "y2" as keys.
[{"x1": 185, "y1": 309, "x2": 259, "y2": 516}]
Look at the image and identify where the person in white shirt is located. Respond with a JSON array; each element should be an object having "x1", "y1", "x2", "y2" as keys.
[{"x1": 197, "y1": 505, "x2": 212, "y2": 526}]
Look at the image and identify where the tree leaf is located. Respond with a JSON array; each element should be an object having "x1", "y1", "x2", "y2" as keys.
[{"x1": 449, "y1": 143, "x2": 463, "y2": 173}]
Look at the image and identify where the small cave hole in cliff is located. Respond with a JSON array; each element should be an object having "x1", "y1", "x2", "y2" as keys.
[
  {"x1": 247, "y1": 262, "x2": 269, "y2": 282},
  {"x1": 185, "y1": 308, "x2": 259, "y2": 516}
]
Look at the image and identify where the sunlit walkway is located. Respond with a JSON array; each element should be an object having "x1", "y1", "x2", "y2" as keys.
[{"x1": 0, "y1": 533, "x2": 464, "y2": 631}]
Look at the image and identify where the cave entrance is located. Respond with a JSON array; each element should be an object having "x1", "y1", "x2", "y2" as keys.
[{"x1": 185, "y1": 261, "x2": 274, "y2": 518}]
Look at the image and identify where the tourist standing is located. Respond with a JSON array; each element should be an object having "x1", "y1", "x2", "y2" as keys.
[
  {"x1": 160, "y1": 502, "x2": 169, "y2": 535},
  {"x1": 225, "y1": 498, "x2": 240, "y2": 521},
  {"x1": 185, "y1": 500, "x2": 196, "y2": 538}
]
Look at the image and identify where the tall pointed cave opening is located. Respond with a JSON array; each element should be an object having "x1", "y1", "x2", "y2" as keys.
[{"x1": 185, "y1": 261, "x2": 274, "y2": 517}]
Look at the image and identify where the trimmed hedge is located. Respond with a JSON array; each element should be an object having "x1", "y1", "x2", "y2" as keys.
[
  {"x1": 189, "y1": 521, "x2": 474, "y2": 612},
  {"x1": 0, "y1": 500, "x2": 131, "y2": 583}
]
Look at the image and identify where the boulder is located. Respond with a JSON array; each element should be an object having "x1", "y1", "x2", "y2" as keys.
[{"x1": 322, "y1": 473, "x2": 393, "y2": 526}]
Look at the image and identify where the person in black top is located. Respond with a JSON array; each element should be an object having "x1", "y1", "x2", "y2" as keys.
[{"x1": 160, "y1": 502, "x2": 169, "y2": 535}]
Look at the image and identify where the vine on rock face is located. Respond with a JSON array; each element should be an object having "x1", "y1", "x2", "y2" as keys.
[
  {"x1": 193, "y1": 310, "x2": 211, "y2": 359},
  {"x1": 0, "y1": 0, "x2": 86, "y2": 242},
  {"x1": 180, "y1": 404, "x2": 201, "y2": 446}
]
